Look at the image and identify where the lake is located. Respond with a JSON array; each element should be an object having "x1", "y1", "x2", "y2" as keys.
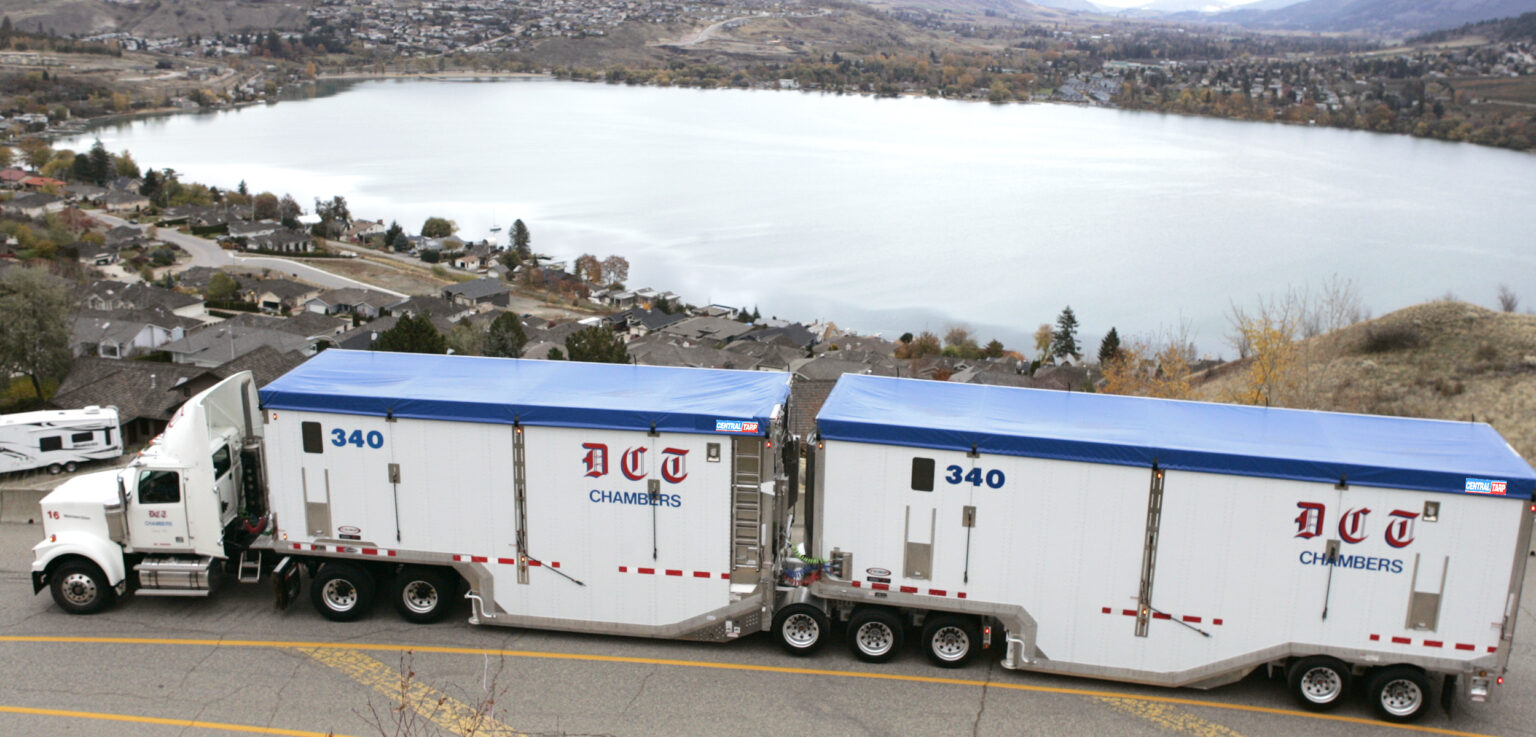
[{"x1": 64, "y1": 77, "x2": 1536, "y2": 356}]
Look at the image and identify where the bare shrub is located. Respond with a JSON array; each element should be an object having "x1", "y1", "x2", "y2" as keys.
[
  {"x1": 1359, "y1": 324, "x2": 1421, "y2": 353},
  {"x1": 1498, "y1": 284, "x2": 1519, "y2": 313},
  {"x1": 1475, "y1": 343, "x2": 1499, "y2": 362}
]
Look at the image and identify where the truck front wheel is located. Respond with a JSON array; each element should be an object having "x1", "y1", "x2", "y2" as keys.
[
  {"x1": 922, "y1": 614, "x2": 979, "y2": 668},
  {"x1": 772, "y1": 603, "x2": 829, "y2": 656},
  {"x1": 50, "y1": 560, "x2": 116, "y2": 615},
  {"x1": 392, "y1": 566, "x2": 456, "y2": 624},
  {"x1": 310, "y1": 563, "x2": 375, "y2": 622},
  {"x1": 847, "y1": 608, "x2": 904, "y2": 663}
]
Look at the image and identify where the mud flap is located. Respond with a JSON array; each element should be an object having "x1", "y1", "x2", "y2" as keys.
[
  {"x1": 272, "y1": 556, "x2": 301, "y2": 611},
  {"x1": 1441, "y1": 674, "x2": 1456, "y2": 716}
]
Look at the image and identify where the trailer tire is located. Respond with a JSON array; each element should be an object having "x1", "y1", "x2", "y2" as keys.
[
  {"x1": 1368, "y1": 666, "x2": 1430, "y2": 723},
  {"x1": 392, "y1": 566, "x2": 456, "y2": 624},
  {"x1": 310, "y1": 563, "x2": 374, "y2": 622},
  {"x1": 847, "y1": 608, "x2": 904, "y2": 663},
  {"x1": 772, "y1": 603, "x2": 829, "y2": 656},
  {"x1": 922, "y1": 614, "x2": 979, "y2": 668},
  {"x1": 49, "y1": 559, "x2": 115, "y2": 615},
  {"x1": 47, "y1": 463, "x2": 62, "y2": 475},
  {"x1": 1286, "y1": 656, "x2": 1351, "y2": 710}
]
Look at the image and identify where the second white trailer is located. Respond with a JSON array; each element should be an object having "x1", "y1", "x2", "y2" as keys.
[{"x1": 802, "y1": 374, "x2": 1535, "y2": 722}]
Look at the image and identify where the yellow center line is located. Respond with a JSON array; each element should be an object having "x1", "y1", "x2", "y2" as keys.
[
  {"x1": 1097, "y1": 696, "x2": 1250, "y2": 737},
  {"x1": 296, "y1": 647, "x2": 521, "y2": 737},
  {"x1": 0, "y1": 635, "x2": 1498, "y2": 737},
  {"x1": 0, "y1": 704, "x2": 360, "y2": 737}
]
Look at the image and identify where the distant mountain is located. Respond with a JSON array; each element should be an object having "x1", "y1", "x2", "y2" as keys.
[
  {"x1": 1029, "y1": 0, "x2": 1102, "y2": 12},
  {"x1": 1201, "y1": 0, "x2": 1536, "y2": 35}
]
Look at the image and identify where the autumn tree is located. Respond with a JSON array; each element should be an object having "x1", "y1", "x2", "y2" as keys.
[
  {"x1": 0, "y1": 145, "x2": 12, "y2": 169},
  {"x1": 1032, "y1": 323, "x2": 1054, "y2": 362},
  {"x1": 114, "y1": 150, "x2": 140, "y2": 179},
  {"x1": 1099, "y1": 326, "x2": 1196, "y2": 400},
  {"x1": 1223, "y1": 310, "x2": 1297, "y2": 407},
  {"x1": 600, "y1": 255, "x2": 629, "y2": 287},
  {"x1": 484, "y1": 312, "x2": 529, "y2": 358},
  {"x1": 565, "y1": 326, "x2": 629, "y2": 363},
  {"x1": 18, "y1": 137, "x2": 50, "y2": 169},
  {"x1": 0, "y1": 266, "x2": 74, "y2": 400},
  {"x1": 374, "y1": 313, "x2": 446, "y2": 354},
  {"x1": 943, "y1": 326, "x2": 981, "y2": 359},
  {"x1": 253, "y1": 192, "x2": 280, "y2": 221},
  {"x1": 574, "y1": 254, "x2": 602, "y2": 284},
  {"x1": 895, "y1": 330, "x2": 941, "y2": 359},
  {"x1": 1049, "y1": 306, "x2": 1080, "y2": 360}
]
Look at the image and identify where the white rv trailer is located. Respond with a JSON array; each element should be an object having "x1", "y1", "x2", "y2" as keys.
[
  {"x1": 0, "y1": 406, "x2": 122, "y2": 474},
  {"x1": 803, "y1": 374, "x2": 1536, "y2": 722}
]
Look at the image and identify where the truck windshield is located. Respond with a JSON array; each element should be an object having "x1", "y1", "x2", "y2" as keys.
[{"x1": 138, "y1": 470, "x2": 181, "y2": 504}]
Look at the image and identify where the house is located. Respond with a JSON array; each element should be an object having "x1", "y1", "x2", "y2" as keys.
[
  {"x1": 20, "y1": 175, "x2": 66, "y2": 191},
  {"x1": 387, "y1": 295, "x2": 471, "y2": 322},
  {"x1": 657, "y1": 316, "x2": 754, "y2": 345},
  {"x1": 441, "y1": 277, "x2": 510, "y2": 308},
  {"x1": 71, "y1": 308, "x2": 201, "y2": 359},
  {"x1": 218, "y1": 311, "x2": 349, "y2": 342},
  {"x1": 101, "y1": 190, "x2": 150, "y2": 213},
  {"x1": 345, "y1": 219, "x2": 386, "y2": 242},
  {"x1": 734, "y1": 323, "x2": 818, "y2": 350},
  {"x1": 227, "y1": 219, "x2": 280, "y2": 240},
  {"x1": 64, "y1": 184, "x2": 108, "y2": 204},
  {"x1": 81, "y1": 280, "x2": 207, "y2": 320},
  {"x1": 605, "y1": 307, "x2": 685, "y2": 342},
  {"x1": 305, "y1": 287, "x2": 397, "y2": 319},
  {"x1": 245, "y1": 279, "x2": 322, "y2": 314},
  {"x1": 2, "y1": 192, "x2": 65, "y2": 218},
  {"x1": 0, "y1": 168, "x2": 29, "y2": 188},
  {"x1": 160, "y1": 323, "x2": 315, "y2": 367},
  {"x1": 49, "y1": 358, "x2": 220, "y2": 444},
  {"x1": 246, "y1": 227, "x2": 312, "y2": 253},
  {"x1": 76, "y1": 241, "x2": 118, "y2": 266}
]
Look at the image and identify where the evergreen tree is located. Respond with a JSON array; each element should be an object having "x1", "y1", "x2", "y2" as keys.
[
  {"x1": 1049, "y1": 306, "x2": 1080, "y2": 360},
  {"x1": 87, "y1": 140, "x2": 112, "y2": 185},
  {"x1": 484, "y1": 312, "x2": 528, "y2": 358},
  {"x1": 564, "y1": 326, "x2": 628, "y2": 364},
  {"x1": 373, "y1": 313, "x2": 446, "y2": 354},
  {"x1": 1098, "y1": 327, "x2": 1122, "y2": 365},
  {"x1": 510, "y1": 219, "x2": 530, "y2": 257}
]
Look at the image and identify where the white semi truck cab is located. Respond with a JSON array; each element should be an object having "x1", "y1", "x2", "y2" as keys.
[{"x1": 31, "y1": 372, "x2": 269, "y2": 612}]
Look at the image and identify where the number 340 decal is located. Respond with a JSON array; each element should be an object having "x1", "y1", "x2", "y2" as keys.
[
  {"x1": 331, "y1": 428, "x2": 385, "y2": 449},
  {"x1": 945, "y1": 465, "x2": 1005, "y2": 489}
]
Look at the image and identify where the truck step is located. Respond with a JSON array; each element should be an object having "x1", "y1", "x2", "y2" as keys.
[{"x1": 238, "y1": 549, "x2": 263, "y2": 583}]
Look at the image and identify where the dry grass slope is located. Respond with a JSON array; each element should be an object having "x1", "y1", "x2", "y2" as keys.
[{"x1": 1196, "y1": 300, "x2": 1536, "y2": 463}]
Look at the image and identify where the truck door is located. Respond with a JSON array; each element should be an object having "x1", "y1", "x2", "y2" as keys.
[{"x1": 127, "y1": 468, "x2": 192, "y2": 551}]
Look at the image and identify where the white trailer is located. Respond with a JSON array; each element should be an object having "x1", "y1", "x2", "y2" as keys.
[
  {"x1": 32, "y1": 351, "x2": 797, "y2": 646},
  {"x1": 790, "y1": 374, "x2": 1536, "y2": 722},
  {"x1": 0, "y1": 406, "x2": 122, "y2": 474}
]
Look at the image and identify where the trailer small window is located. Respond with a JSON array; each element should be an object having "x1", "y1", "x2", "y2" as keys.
[
  {"x1": 138, "y1": 470, "x2": 180, "y2": 504},
  {"x1": 71, "y1": 432, "x2": 94, "y2": 444},
  {"x1": 212, "y1": 445, "x2": 232, "y2": 479},
  {"x1": 39, "y1": 436, "x2": 62, "y2": 452},
  {"x1": 911, "y1": 457, "x2": 935, "y2": 492},
  {"x1": 301, "y1": 422, "x2": 323, "y2": 454}
]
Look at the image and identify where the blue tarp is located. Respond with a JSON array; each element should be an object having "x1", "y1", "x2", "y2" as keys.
[
  {"x1": 259, "y1": 350, "x2": 791, "y2": 437},
  {"x1": 816, "y1": 374, "x2": 1536, "y2": 500}
]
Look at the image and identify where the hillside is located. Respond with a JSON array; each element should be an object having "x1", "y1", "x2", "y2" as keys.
[
  {"x1": 0, "y1": 0, "x2": 310, "y2": 38},
  {"x1": 1194, "y1": 301, "x2": 1536, "y2": 464},
  {"x1": 1199, "y1": 0, "x2": 1536, "y2": 36}
]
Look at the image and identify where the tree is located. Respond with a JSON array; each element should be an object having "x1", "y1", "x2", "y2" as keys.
[
  {"x1": 71, "y1": 153, "x2": 93, "y2": 183},
  {"x1": 574, "y1": 254, "x2": 602, "y2": 284},
  {"x1": 447, "y1": 320, "x2": 484, "y2": 357},
  {"x1": 313, "y1": 195, "x2": 351, "y2": 239},
  {"x1": 564, "y1": 326, "x2": 629, "y2": 363},
  {"x1": 600, "y1": 255, "x2": 629, "y2": 287},
  {"x1": 1223, "y1": 311, "x2": 1296, "y2": 408},
  {"x1": 278, "y1": 194, "x2": 303, "y2": 230},
  {"x1": 0, "y1": 266, "x2": 74, "y2": 399},
  {"x1": 942, "y1": 326, "x2": 980, "y2": 359},
  {"x1": 1032, "y1": 323, "x2": 1054, "y2": 362},
  {"x1": 421, "y1": 217, "x2": 456, "y2": 238},
  {"x1": 87, "y1": 140, "x2": 112, "y2": 185},
  {"x1": 373, "y1": 313, "x2": 446, "y2": 354},
  {"x1": 113, "y1": 150, "x2": 140, "y2": 179},
  {"x1": 18, "y1": 137, "x2": 50, "y2": 169},
  {"x1": 484, "y1": 312, "x2": 528, "y2": 358},
  {"x1": 383, "y1": 220, "x2": 404, "y2": 248},
  {"x1": 207, "y1": 272, "x2": 238, "y2": 302},
  {"x1": 1498, "y1": 284, "x2": 1519, "y2": 313},
  {"x1": 895, "y1": 330, "x2": 941, "y2": 359},
  {"x1": 1097, "y1": 327, "x2": 1121, "y2": 365},
  {"x1": 1049, "y1": 306, "x2": 1080, "y2": 360},
  {"x1": 253, "y1": 192, "x2": 279, "y2": 221},
  {"x1": 510, "y1": 219, "x2": 530, "y2": 256},
  {"x1": 547, "y1": 347, "x2": 565, "y2": 360},
  {"x1": 982, "y1": 339, "x2": 1005, "y2": 359},
  {"x1": 0, "y1": 145, "x2": 13, "y2": 169}
]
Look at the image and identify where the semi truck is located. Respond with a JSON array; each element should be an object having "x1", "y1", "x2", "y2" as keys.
[
  {"x1": 28, "y1": 351, "x2": 1536, "y2": 723},
  {"x1": 0, "y1": 406, "x2": 122, "y2": 475}
]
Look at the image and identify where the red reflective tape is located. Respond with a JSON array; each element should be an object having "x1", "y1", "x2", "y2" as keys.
[
  {"x1": 497, "y1": 557, "x2": 516, "y2": 565},
  {"x1": 618, "y1": 566, "x2": 628, "y2": 573},
  {"x1": 452, "y1": 555, "x2": 465, "y2": 562},
  {"x1": 899, "y1": 585, "x2": 918, "y2": 594},
  {"x1": 551, "y1": 562, "x2": 559, "y2": 568},
  {"x1": 1212, "y1": 618, "x2": 1223, "y2": 626},
  {"x1": 693, "y1": 571, "x2": 711, "y2": 578},
  {"x1": 361, "y1": 548, "x2": 379, "y2": 556},
  {"x1": 528, "y1": 560, "x2": 542, "y2": 567},
  {"x1": 1456, "y1": 643, "x2": 1475, "y2": 651},
  {"x1": 871, "y1": 583, "x2": 890, "y2": 591},
  {"x1": 1182, "y1": 616, "x2": 1201, "y2": 623},
  {"x1": 1489, "y1": 646, "x2": 1498, "y2": 653},
  {"x1": 851, "y1": 581, "x2": 861, "y2": 588},
  {"x1": 638, "y1": 567, "x2": 655, "y2": 575},
  {"x1": 1392, "y1": 636, "x2": 1411, "y2": 644},
  {"x1": 928, "y1": 589, "x2": 947, "y2": 597},
  {"x1": 1152, "y1": 612, "x2": 1171, "y2": 620},
  {"x1": 1370, "y1": 634, "x2": 1381, "y2": 641},
  {"x1": 957, "y1": 592, "x2": 966, "y2": 599},
  {"x1": 1122, "y1": 609, "x2": 1137, "y2": 617},
  {"x1": 665, "y1": 569, "x2": 683, "y2": 577},
  {"x1": 1424, "y1": 640, "x2": 1444, "y2": 648},
  {"x1": 719, "y1": 572, "x2": 729, "y2": 579},
  {"x1": 471, "y1": 556, "x2": 488, "y2": 563},
  {"x1": 1101, "y1": 607, "x2": 1112, "y2": 614},
  {"x1": 291, "y1": 543, "x2": 302, "y2": 550},
  {"x1": 385, "y1": 550, "x2": 396, "y2": 557}
]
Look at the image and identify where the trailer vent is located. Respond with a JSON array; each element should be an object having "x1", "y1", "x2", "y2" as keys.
[{"x1": 911, "y1": 458, "x2": 934, "y2": 492}]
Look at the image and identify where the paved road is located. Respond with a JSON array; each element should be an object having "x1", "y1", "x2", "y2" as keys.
[
  {"x1": 90, "y1": 211, "x2": 406, "y2": 297},
  {"x1": 1, "y1": 522, "x2": 1532, "y2": 737}
]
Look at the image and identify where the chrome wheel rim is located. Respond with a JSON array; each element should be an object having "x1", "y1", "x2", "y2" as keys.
[
  {"x1": 1300, "y1": 666, "x2": 1343, "y2": 704},
  {"x1": 856, "y1": 621, "x2": 894, "y2": 657},
  {"x1": 322, "y1": 578, "x2": 358, "y2": 611},
  {"x1": 60, "y1": 572, "x2": 97, "y2": 606},
  {"x1": 401, "y1": 580, "x2": 439, "y2": 614},
  {"x1": 931, "y1": 626, "x2": 971, "y2": 662},
  {"x1": 782, "y1": 612, "x2": 820, "y2": 648},
  {"x1": 1380, "y1": 678, "x2": 1423, "y2": 717}
]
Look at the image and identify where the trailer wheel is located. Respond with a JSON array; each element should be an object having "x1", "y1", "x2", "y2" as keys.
[
  {"x1": 392, "y1": 566, "x2": 456, "y2": 624},
  {"x1": 847, "y1": 608, "x2": 904, "y2": 663},
  {"x1": 922, "y1": 614, "x2": 979, "y2": 668},
  {"x1": 1287, "y1": 656, "x2": 1351, "y2": 710},
  {"x1": 50, "y1": 559, "x2": 116, "y2": 615},
  {"x1": 771, "y1": 603, "x2": 829, "y2": 656},
  {"x1": 310, "y1": 563, "x2": 374, "y2": 622},
  {"x1": 47, "y1": 463, "x2": 62, "y2": 475},
  {"x1": 1368, "y1": 666, "x2": 1430, "y2": 723},
  {"x1": 64, "y1": 461, "x2": 77, "y2": 473}
]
